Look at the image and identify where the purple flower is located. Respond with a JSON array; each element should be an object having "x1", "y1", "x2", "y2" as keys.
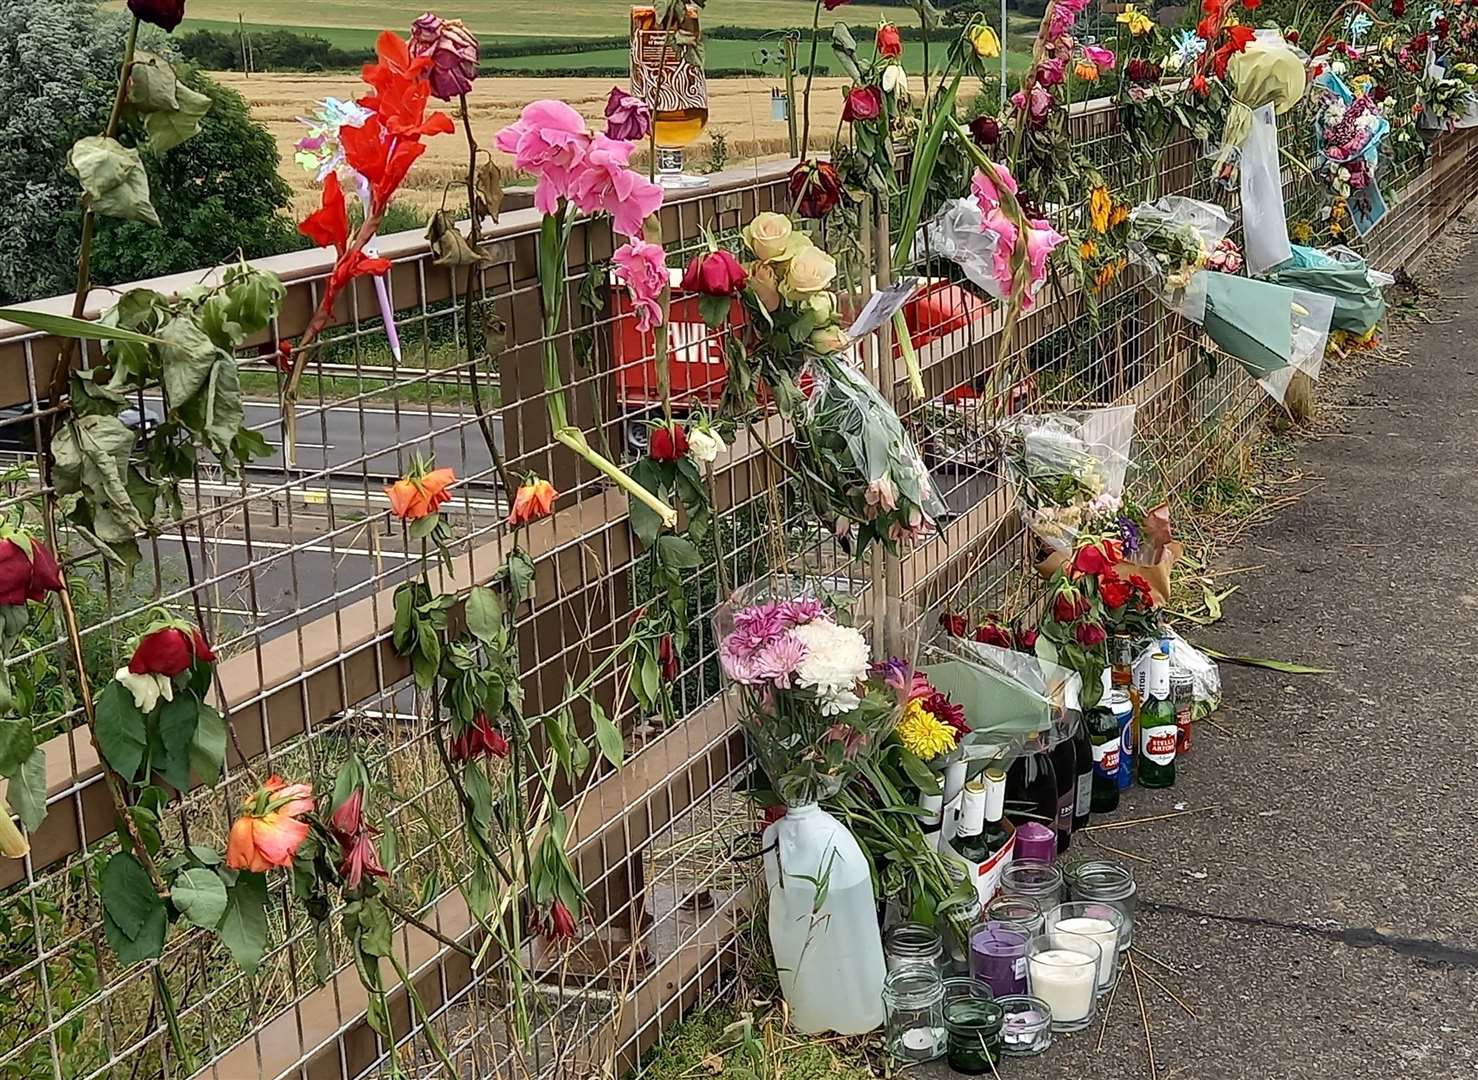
[
  {"x1": 409, "y1": 14, "x2": 480, "y2": 101},
  {"x1": 1117, "y1": 515, "x2": 1141, "y2": 558},
  {"x1": 871, "y1": 656, "x2": 914, "y2": 693},
  {"x1": 733, "y1": 602, "x2": 786, "y2": 644},
  {"x1": 604, "y1": 86, "x2": 653, "y2": 142},
  {"x1": 719, "y1": 641, "x2": 759, "y2": 684},
  {"x1": 777, "y1": 597, "x2": 827, "y2": 627}
]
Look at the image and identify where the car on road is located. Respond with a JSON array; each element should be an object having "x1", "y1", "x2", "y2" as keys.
[{"x1": 0, "y1": 402, "x2": 162, "y2": 454}]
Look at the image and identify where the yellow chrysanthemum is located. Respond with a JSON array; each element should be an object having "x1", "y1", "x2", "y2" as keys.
[
  {"x1": 1290, "y1": 220, "x2": 1313, "y2": 243},
  {"x1": 1109, "y1": 204, "x2": 1130, "y2": 228},
  {"x1": 1089, "y1": 185, "x2": 1112, "y2": 234},
  {"x1": 896, "y1": 699, "x2": 957, "y2": 760},
  {"x1": 1117, "y1": 4, "x2": 1154, "y2": 35}
]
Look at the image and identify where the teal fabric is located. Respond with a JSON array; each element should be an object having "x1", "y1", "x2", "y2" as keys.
[{"x1": 1202, "y1": 272, "x2": 1297, "y2": 379}]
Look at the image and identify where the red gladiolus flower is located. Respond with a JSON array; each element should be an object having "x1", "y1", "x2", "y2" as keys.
[
  {"x1": 842, "y1": 85, "x2": 884, "y2": 123},
  {"x1": 508, "y1": 476, "x2": 557, "y2": 526},
  {"x1": 1075, "y1": 621, "x2": 1107, "y2": 647},
  {"x1": 298, "y1": 172, "x2": 394, "y2": 319},
  {"x1": 330, "y1": 788, "x2": 366, "y2": 839},
  {"x1": 788, "y1": 160, "x2": 844, "y2": 219},
  {"x1": 1436, "y1": 15, "x2": 1451, "y2": 36},
  {"x1": 451, "y1": 712, "x2": 511, "y2": 763},
  {"x1": 339, "y1": 829, "x2": 389, "y2": 890},
  {"x1": 1191, "y1": 73, "x2": 1211, "y2": 96},
  {"x1": 226, "y1": 776, "x2": 315, "y2": 872},
  {"x1": 649, "y1": 424, "x2": 689, "y2": 462},
  {"x1": 1052, "y1": 590, "x2": 1089, "y2": 623},
  {"x1": 0, "y1": 536, "x2": 63, "y2": 606},
  {"x1": 939, "y1": 612, "x2": 967, "y2": 637},
  {"x1": 129, "y1": 626, "x2": 212, "y2": 677},
  {"x1": 680, "y1": 249, "x2": 748, "y2": 296},
  {"x1": 659, "y1": 634, "x2": 679, "y2": 681},
  {"x1": 973, "y1": 621, "x2": 1014, "y2": 649},
  {"x1": 127, "y1": 0, "x2": 185, "y2": 31},
  {"x1": 1099, "y1": 570, "x2": 1134, "y2": 610},
  {"x1": 877, "y1": 24, "x2": 903, "y2": 58},
  {"x1": 539, "y1": 898, "x2": 578, "y2": 942}
]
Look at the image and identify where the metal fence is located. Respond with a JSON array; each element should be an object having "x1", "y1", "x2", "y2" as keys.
[{"x1": 1, "y1": 94, "x2": 1475, "y2": 1080}]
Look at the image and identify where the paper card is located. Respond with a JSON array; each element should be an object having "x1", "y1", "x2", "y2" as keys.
[
  {"x1": 1351, "y1": 182, "x2": 1388, "y2": 237},
  {"x1": 845, "y1": 277, "x2": 921, "y2": 340}
]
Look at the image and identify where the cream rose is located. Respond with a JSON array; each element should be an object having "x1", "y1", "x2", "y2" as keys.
[
  {"x1": 804, "y1": 290, "x2": 837, "y2": 324},
  {"x1": 808, "y1": 324, "x2": 850, "y2": 354},
  {"x1": 748, "y1": 261, "x2": 783, "y2": 312},
  {"x1": 687, "y1": 428, "x2": 727, "y2": 465},
  {"x1": 743, "y1": 212, "x2": 796, "y2": 262},
  {"x1": 782, "y1": 245, "x2": 838, "y2": 300}
]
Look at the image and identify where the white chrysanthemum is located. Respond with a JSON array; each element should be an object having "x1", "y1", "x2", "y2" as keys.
[{"x1": 789, "y1": 619, "x2": 870, "y2": 713}]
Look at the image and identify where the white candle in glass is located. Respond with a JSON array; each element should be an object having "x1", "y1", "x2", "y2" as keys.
[
  {"x1": 1052, "y1": 916, "x2": 1119, "y2": 988},
  {"x1": 1027, "y1": 949, "x2": 1097, "y2": 1025}
]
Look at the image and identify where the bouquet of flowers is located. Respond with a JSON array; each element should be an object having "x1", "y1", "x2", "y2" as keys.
[
  {"x1": 716, "y1": 579, "x2": 919, "y2": 806},
  {"x1": 999, "y1": 406, "x2": 1137, "y2": 553},
  {"x1": 1205, "y1": 237, "x2": 1244, "y2": 273},
  {"x1": 1128, "y1": 196, "x2": 1231, "y2": 293},
  {"x1": 791, "y1": 355, "x2": 946, "y2": 556}
]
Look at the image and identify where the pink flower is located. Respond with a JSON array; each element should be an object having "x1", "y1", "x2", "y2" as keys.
[
  {"x1": 1048, "y1": 7, "x2": 1077, "y2": 41},
  {"x1": 1037, "y1": 57, "x2": 1066, "y2": 87},
  {"x1": 604, "y1": 86, "x2": 653, "y2": 141},
  {"x1": 752, "y1": 632, "x2": 808, "y2": 688},
  {"x1": 719, "y1": 642, "x2": 759, "y2": 684},
  {"x1": 569, "y1": 134, "x2": 664, "y2": 239},
  {"x1": 1011, "y1": 84, "x2": 1053, "y2": 119},
  {"x1": 493, "y1": 100, "x2": 592, "y2": 214},
  {"x1": 612, "y1": 238, "x2": 667, "y2": 332},
  {"x1": 982, "y1": 205, "x2": 1019, "y2": 293},
  {"x1": 1024, "y1": 219, "x2": 1067, "y2": 292},
  {"x1": 1084, "y1": 44, "x2": 1116, "y2": 70},
  {"x1": 776, "y1": 598, "x2": 827, "y2": 627},
  {"x1": 971, "y1": 162, "x2": 1019, "y2": 213}
]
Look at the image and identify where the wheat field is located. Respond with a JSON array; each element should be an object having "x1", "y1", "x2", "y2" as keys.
[{"x1": 218, "y1": 72, "x2": 868, "y2": 215}]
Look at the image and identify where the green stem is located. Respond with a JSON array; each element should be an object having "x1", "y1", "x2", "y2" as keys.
[{"x1": 801, "y1": 0, "x2": 824, "y2": 154}]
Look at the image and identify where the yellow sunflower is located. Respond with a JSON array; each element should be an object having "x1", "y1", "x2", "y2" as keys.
[
  {"x1": 896, "y1": 699, "x2": 957, "y2": 760},
  {"x1": 1089, "y1": 185, "x2": 1112, "y2": 234},
  {"x1": 1079, "y1": 239, "x2": 1099, "y2": 259},
  {"x1": 1109, "y1": 203, "x2": 1130, "y2": 228}
]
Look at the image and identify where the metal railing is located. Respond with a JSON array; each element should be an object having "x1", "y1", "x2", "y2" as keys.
[{"x1": 0, "y1": 94, "x2": 1474, "y2": 1080}]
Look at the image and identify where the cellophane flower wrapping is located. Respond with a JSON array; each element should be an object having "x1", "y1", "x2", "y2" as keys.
[
  {"x1": 792, "y1": 354, "x2": 946, "y2": 554},
  {"x1": 1128, "y1": 196, "x2": 1232, "y2": 323},
  {"x1": 999, "y1": 406, "x2": 1137, "y2": 553},
  {"x1": 923, "y1": 198, "x2": 1007, "y2": 301},
  {"x1": 716, "y1": 577, "x2": 920, "y2": 806}
]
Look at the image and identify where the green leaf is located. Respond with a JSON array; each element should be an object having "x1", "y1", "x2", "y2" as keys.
[
  {"x1": 545, "y1": 706, "x2": 575, "y2": 782},
  {"x1": 1198, "y1": 648, "x2": 1330, "y2": 674},
  {"x1": 189, "y1": 703, "x2": 226, "y2": 786},
  {"x1": 0, "y1": 307, "x2": 169, "y2": 347},
  {"x1": 627, "y1": 458, "x2": 666, "y2": 548},
  {"x1": 144, "y1": 80, "x2": 212, "y2": 153},
  {"x1": 465, "y1": 586, "x2": 504, "y2": 645},
  {"x1": 172, "y1": 867, "x2": 228, "y2": 930},
  {"x1": 357, "y1": 895, "x2": 394, "y2": 958},
  {"x1": 95, "y1": 679, "x2": 147, "y2": 781},
  {"x1": 67, "y1": 136, "x2": 159, "y2": 226},
  {"x1": 5, "y1": 747, "x2": 46, "y2": 833},
  {"x1": 0, "y1": 717, "x2": 35, "y2": 776},
  {"x1": 591, "y1": 701, "x2": 623, "y2": 768},
  {"x1": 52, "y1": 413, "x2": 146, "y2": 543},
  {"x1": 462, "y1": 761, "x2": 495, "y2": 831},
  {"x1": 896, "y1": 747, "x2": 942, "y2": 795},
  {"x1": 506, "y1": 549, "x2": 535, "y2": 604},
  {"x1": 639, "y1": 653, "x2": 660, "y2": 707},
  {"x1": 656, "y1": 534, "x2": 702, "y2": 570},
  {"x1": 101, "y1": 852, "x2": 161, "y2": 943},
  {"x1": 219, "y1": 872, "x2": 269, "y2": 975},
  {"x1": 159, "y1": 317, "x2": 220, "y2": 408},
  {"x1": 203, "y1": 356, "x2": 244, "y2": 458},
  {"x1": 156, "y1": 695, "x2": 199, "y2": 790}
]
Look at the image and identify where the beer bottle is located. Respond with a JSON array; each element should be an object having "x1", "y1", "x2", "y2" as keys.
[
  {"x1": 1088, "y1": 701, "x2": 1122, "y2": 812},
  {"x1": 1137, "y1": 651, "x2": 1177, "y2": 788}
]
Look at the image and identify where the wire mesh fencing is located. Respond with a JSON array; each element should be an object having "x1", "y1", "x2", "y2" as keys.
[{"x1": 0, "y1": 96, "x2": 1474, "y2": 1080}]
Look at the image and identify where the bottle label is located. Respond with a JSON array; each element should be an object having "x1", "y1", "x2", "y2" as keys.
[
  {"x1": 1092, "y1": 739, "x2": 1121, "y2": 778},
  {"x1": 965, "y1": 832, "x2": 1016, "y2": 909},
  {"x1": 1056, "y1": 793, "x2": 1074, "y2": 832},
  {"x1": 631, "y1": 27, "x2": 709, "y2": 115},
  {"x1": 1141, "y1": 723, "x2": 1178, "y2": 766},
  {"x1": 1074, "y1": 770, "x2": 1093, "y2": 818}
]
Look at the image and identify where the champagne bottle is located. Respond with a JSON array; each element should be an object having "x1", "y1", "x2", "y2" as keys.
[{"x1": 1138, "y1": 650, "x2": 1177, "y2": 788}]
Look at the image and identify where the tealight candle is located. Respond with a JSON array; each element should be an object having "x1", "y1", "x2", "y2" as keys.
[
  {"x1": 1026, "y1": 932, "x2": 1100, "y2": 1032},
  {"x1": 1046, "y1": 902, "x2": 1125, "y2": 990}
]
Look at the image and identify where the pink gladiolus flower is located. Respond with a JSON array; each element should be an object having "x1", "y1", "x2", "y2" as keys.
[
  {"x1": 971, "y1": 162, "x2": 1019, "y2": 213},
  {"x1": 1084, "y1": 44, "x2": 1116, "y2": 70},
  {"x1": 1024, "y1": 219, "x2": 1067, "y2": 295},
  {"x1": 568, "y1": 134, "x2": 664, "y2": 239},
  {"x1": 493, "y1": 100, "x2": 592, "y2": 214},
  {"x1": 612, "y1": 238, "x2": 667, "y2": 332},
  {"x1": 1011, "y1": 84, "x2": 1054, "y2": 118},
  {"x1": 1048, "y1": 7, "x2": 1076, "y2": 41}
]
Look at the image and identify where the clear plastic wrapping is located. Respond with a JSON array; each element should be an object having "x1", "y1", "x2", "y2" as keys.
[
  {"x1": 1242, "y1": 103, "x2": 1293, "y2": 274},
  {"x1": 923, "y1": 198, "x2": 1007, "y2": 300},
  {"x1": 999, "y1": 406, "x2": 1137, "y2": 552},
  {"x1": 1128, "y1": 196, "x2": 1232, "y2": 322}
]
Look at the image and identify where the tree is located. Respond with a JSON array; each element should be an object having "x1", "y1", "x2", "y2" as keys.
[{"x1": 0, "y1": 0, "x2": 295, "y2": 304}]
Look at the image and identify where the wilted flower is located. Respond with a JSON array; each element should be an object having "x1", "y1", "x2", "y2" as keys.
[
  {"x1": 226, "y1": 777, "x2": 315, "y2": 872},
  {"x1": 409, "y1": 13, "x2": 480, "y2": 100},
  {"x1": 842, "y1": 85, "x2": 884, "y2": 122},
  {"x1": 450, "y1": 712, "x2": 511, "y2": 762},
  {"x1": 127, "y1": 0, "x2": 185, "y2": 31},
  {"x1": 129, "y1": 625, "x2": 215, "y2": 678},
  {"x1": 968, "y1": 115, "x2": 1001, "y2": 146},
  {"x1": 687, "y1": 427, "x2": 727, "y2": 464},
  {"x1": 788, "y1": 160, "x2": 844, "y2": 219},
  {"x1": 881, "y1": 64, "x2": 909, "y2": 97},
  {"x1": 612, "y1": 237, "x2": 668, "y2": 333},
  {"x1": 809, "y1": 324, "x2": 850, "y2": 354},
  {"x1": 386, "y1": 463, "x2": 456, "y2": 520},
  {"x1": 649, "y1": 423, "x2": 689, "y2": 462},
  {"x1": 603, "y1": 86, "x2": 653, "y2": 141},
  {"x1": 114, "y1": 667, "x2": 173, "y2": 714},
  {"x1": 969, "y1": 24, "x2": 1002, "y2": 58},
  {"x1": 508, "y1": 476, "x2": 557, "y2": 526},
  {"x1": 0, "y1": 794, "x2": 27, "y2": 859},
  {"x1": 0, "y1": 534, "x2": 63, "y2": 606},
  {"x1": 877, "y1": 23, "x2": 903, "y2": 58},
  {"x1": 1117, "y1": 4, "x2": 1154, "y2": 35}
]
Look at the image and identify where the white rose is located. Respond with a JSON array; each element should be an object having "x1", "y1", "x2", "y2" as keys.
[
  {"x1": 881, "y1": 64, "x2": 909, "y2": 98},
  {"x1": 687, "y1": 427, "x2": 727, "y2": 465},
  {"x1": 781, "y1": 245, "x2": 838, "y2": 300},
  {"x1": 115, "y1": 667, "x2": 173, "y2": 714},
  {"x1": 743, "y1": 212, "x2": 808, "y2": 262}
]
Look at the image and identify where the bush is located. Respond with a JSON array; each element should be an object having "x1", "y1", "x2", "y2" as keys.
[
  {"x1": 0, "y1": 0, "x2": 296, "y2": 303},
  {"x1": 177, "y1": 27, "x2": 374, "y2": 72}
]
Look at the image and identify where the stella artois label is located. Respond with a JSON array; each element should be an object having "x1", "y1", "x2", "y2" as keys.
[
  {"x1": 1092, "y1": 739, "x2": 1121, "y2": 777},
  {"x1": 1140, "y1": 724, "x2": 1178, "y2": 766}
]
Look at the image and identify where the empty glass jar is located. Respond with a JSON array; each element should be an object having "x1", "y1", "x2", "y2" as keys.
[
  {"x1": 1000, "y1": 860, "x2": 1066, "y2": 907},
  {"x1": 1067, "y1": 860, "x2": 1137, "y2": 950},
  {"x1": 983, "y1": 894, "x2": 1044, "y2": 936},
  {"x1": 884, "y1": 923, "x2": 945, "y2": 974},
  {"x1": 943, "y1": 997, "x2": 1005, "y2": 1074},
  {"x1": 882, "y1": 965, "x2": 948, "y2": 1062}
]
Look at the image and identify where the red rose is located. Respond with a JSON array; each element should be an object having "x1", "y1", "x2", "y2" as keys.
[
  {"x1": 681, "y1": 249, "x2": 748, "y2": 297},
  {"x1": 127, "y1": 0, "x2": 186, "y2": 31},
  {"x1": 659, "y1": 634, "x2": 679, "y2": 681},
  {"x1": 1392, "y1": 0, "x2": 1406, "y2": 16},
  {"x1": 649, "y1": 423, "x2": 689, "y2": 462},
  {"x1": 1129, "y1": 573, "x2": 1157, "y2": 607},
  {"x1": 788, "y1": 160, "x2": 844, "y2": 219},
  {"x1": 968, "y1": 115, "x2": 1001, "y2": 146},
  {"x1": 823, "y1": 0, "x2": 852, "y2": 8},
  {"x1": 877, "y1": 24, "x2": 903, "y2": 58},
  {"x1": 129, "y1": 626, "x2": 210, "y2": 677},
  {"x1": 0, "y1": 537, "x2": 64, "y2": 606},
  {"x1": 842, "y1": 85, "x2": 884, "y2": 123},
  {"x1": 1014, "y1": 626, "x2": 1039, "y2": 652},
  {"x1": 1071, "y1": 539, "x2": 1122, "y2": 578},
  {"x1": 1099, "y1": 571, "x2": 1134, "y2": 610},
  {"x1": 1052, "y1": 590, "x2": 1088, "y2": 623},
  {"x1": 973, "y1": 622, "x2": 1013, "y2": 649},
  {"x1": 939, "y1": 612, "x2": 968, "y2": 637},
  {"x1": 1437, "y1": 15, "x2": 1451, "y2": 36},
  {"x1": 1075, "y1": 621, "x2": 1107, "y2": 647},
  {"x1": 1372, "y1": 84, "x2": 1389, "y2": 102}
]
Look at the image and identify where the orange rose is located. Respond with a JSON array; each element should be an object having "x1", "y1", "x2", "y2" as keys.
[
  {"x1": 508, "y1": 476, "x2": 557, "y2": 526},
  {"x1": 226, "y1": 776, "x2": 315, "y2": 873},
  {"x1": 385, "y1": 465, "x2": 456, "y2": 520}
]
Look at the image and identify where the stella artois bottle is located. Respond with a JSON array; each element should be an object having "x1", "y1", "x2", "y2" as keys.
[{"x1": 1137, "y1": 650, "x2": 1177, "y2": 788}]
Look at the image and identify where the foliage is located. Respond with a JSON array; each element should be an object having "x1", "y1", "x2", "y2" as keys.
[{"x1": 178, "y1": 27, "x2": 372, "y2": 70}]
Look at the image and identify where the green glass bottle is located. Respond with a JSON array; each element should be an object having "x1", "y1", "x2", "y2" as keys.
[{"x1": 1137, "y1": 651, "x2": 1177, "y2": 789}]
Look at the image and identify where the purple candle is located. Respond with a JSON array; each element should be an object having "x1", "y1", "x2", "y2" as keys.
[
  {"x1": 969, "y1": 924, "x2": 1030, "y2": 996},
  {"x1": 1013, "y1": 821, "x2": 1057, "y2": 865}
]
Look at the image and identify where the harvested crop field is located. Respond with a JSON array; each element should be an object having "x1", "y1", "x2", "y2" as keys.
[{"x1": 217, "y1": 72, "x2": 866, "y2": 215}]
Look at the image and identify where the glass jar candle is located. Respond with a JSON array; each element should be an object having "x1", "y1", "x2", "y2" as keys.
[
  {"x1": 996, "y1": 995, "x2": 1054, "y2": 1056},
  {"x1": 1000, "y1": 860, "x2": 1065, "y2": 907},
  {"x1": 983, "y1": 894, "x2": 1044, "y2": 936},
  {"x1": 968, "y1": 923, "x2": 1029, "y2": 997},
  {"x1": 942, "y1": 975, "x2": 991, "y2": 1004},
  {"x1": 1067, "y1": 860, "x2": 1137, "y2": 950},
  {"x1": 1027, "y1": 932, "x2": 1100, "y2": 1032},
  {"x1": 1046, "y1": 902, "x2": 1125, "y2": 992},
  {"x1": 943, "y1": 998, "x2": 1005, "y2": 1075},
  {"x1": 1012, "y1": 820, "x2": 1058, "y2": 864},
  {"x1": 884, "y1": 923, "x2": 944, "y2": 974},
  {"x1": 882, "y1": 966, "x2": 947, "y2": 1062}
]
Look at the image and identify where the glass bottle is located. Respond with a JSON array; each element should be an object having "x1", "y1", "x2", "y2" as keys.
[
  {"x1": 944, "y1": 997, "x2": 1005, "y2": 1074},
  {"x1": 1137, "y1": 651, "x2": 1177, "y2": 788},
  {"x1": 1006, "y1": 752, "x2": 1058, "y2": 843},
  {"x1": 1066, "y1": 861, "x2": 1137, "y2": 951},
  {"x1": 1048, "y1": 733, "x2": 1076, "y2": 853},
  {"x1": 882, "y1": 966, "x2": 948, "y2": 1061},
  {"x1": 884, "y1": 922, "x2": 945, "y2": 974},
  {"x1": 629, "y1": 4, "x2": 709, "y2": 188},
  {"x1": 953, "y1": 772, "x2": 1010, "y2": 864},
  {"x1": 1171, "y1": 666, "x2": 1195, "y2": 754},
  {"x1": 1071, "y1": 713, "x2": 1094, "y2": 831},
  {"x1": 1087, "y1": 701, "x2": 1121, "y2": 813}
]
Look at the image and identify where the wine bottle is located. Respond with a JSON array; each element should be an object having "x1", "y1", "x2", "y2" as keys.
[
  {"x1": 1138, "y1": 651, "x2": 1177, "y2": 788},
  {"x1": 1048, "y1": 735, "x2": 1077, "y2": 853},
  {"x1": 1072, "y1": 714, "x2": 1094, "y2": 831},
  {"x1": 1005, "y1": 752, "x2": 1058, "y2": 832}
]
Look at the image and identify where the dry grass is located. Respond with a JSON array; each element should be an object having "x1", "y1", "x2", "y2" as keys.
[{"x1": 219, "y1": 71, "x2": 868, "y2": 214}]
